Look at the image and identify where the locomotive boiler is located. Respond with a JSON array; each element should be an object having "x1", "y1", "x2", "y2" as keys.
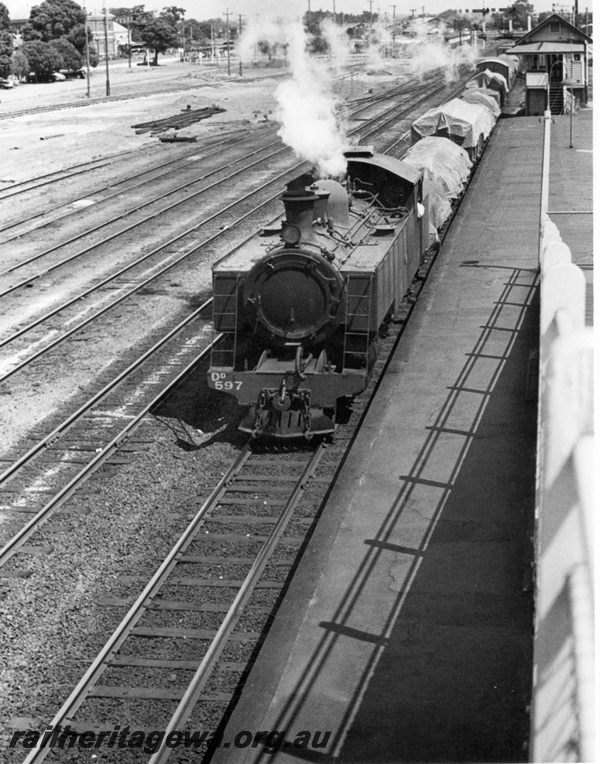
[{"x1": 207, "y1": 147, "x2": 430, "y2": 438}]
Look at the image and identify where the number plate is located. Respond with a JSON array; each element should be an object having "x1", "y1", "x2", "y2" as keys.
[{"x1": 209, "y1": 371, "x2": 243, "y2": 391}]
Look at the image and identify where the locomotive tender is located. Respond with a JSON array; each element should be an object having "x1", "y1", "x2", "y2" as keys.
[{"x1": 207, "y1": 147, "x2": 431, "y2": 438}]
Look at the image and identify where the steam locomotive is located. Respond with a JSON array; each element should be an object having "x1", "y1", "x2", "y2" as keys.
[{"x1": 207, "y1": 147, "x2": 431, "y2": 438}]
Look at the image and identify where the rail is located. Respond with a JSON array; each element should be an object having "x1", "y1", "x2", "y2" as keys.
[
  {"x1": 20, "y1": 442, "x2": 326, "y2": 764},
  {"x1": 531, "y1": 110, "x2": 595, "y2": 763}
]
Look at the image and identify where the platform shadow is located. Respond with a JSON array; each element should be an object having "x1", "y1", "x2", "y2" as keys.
[{"x1": 257, "y1": 265, "x2": 539, "y2": 763}]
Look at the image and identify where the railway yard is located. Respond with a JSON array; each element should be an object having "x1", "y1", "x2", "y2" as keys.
[{"x1": 0, "y1": 39, "x2": 594, "y2": 764}]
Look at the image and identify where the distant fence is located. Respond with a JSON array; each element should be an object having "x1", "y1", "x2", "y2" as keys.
[{"x1": 531, "y1": 110, "x2": 595, "y2": 762}]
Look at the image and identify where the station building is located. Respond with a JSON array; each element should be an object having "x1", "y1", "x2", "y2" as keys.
[
  {"x1": 86, "y1": 13, "x2": 129, "y2": 59},
  {"x1": 507, "y1": 13, "x2": 592, "y2": 115}
]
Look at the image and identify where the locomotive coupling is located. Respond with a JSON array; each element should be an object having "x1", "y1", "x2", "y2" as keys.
[{"x1": 272, "y1": 380, "x2": 292, "y2": 412}]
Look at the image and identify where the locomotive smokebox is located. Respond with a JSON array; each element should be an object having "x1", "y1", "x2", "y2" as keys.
[{"x1": 282, "y1": 190, "x2": 318, "y2": 244}]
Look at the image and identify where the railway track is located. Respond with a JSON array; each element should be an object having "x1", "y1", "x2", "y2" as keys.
[
  {"x1": 0, "y1": 77, "x2": 448, "y2": 279},
  {"x1": 0, "y1": 77, "x2": 450, "y2": 373},
  {"x1": 0, "y1": 70, "x2": 414, "y2": 208},
  {"x1": 20, "y1": 439, "x2": 328, "y2": 763},
  {"x1": 0, "y1": 68, "x2": 475, "y2": 576},
  {"x1": 0, "y1": 75, "x2": 438, "y2": 246},
  {"x1": 0, "y1": 77, "x2": 278, "y2": 122},
  {"x1": 0, "y1": 128, "x2": 251, "y2": 238},
  {"x1": 0, "y1": 308, "x2": 215, "y2": 576},
  {"x1": 0, "y1": 147, "x2": 144, "y2": 202},
  {"x1": 3, "y1": 177, "x2": 448, "y2": 762},
  {"x1": 0, "y1": 134, "x2": 288, "y2": 293},
  {"x1": 2, "y1": 67, "x2": 477, "y2": 756},
  {"x1": 14, "y1": 236, "x2": 433, "y2": 762}
]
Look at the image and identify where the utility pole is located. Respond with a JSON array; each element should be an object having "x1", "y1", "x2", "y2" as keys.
[
  {"x1": 390, "y1": 5, "x2": 396, "y2": 56},
  {"x1": 127, "y1": 14, "x2": 131, "y2": 68},
  {"x1": 102, "y1": 3, "x2": 110, "y2": 96},
  {"x1": 84, "y1": 7, "x2": 91, "y2": 97},
  {"x1": 223, "y1": 9, "x2": 231, "y2": 76},
  {"x1": 238, "y1": 14, "x2": 244, "y2": 76},
  {"x1": 368, "y1": 0, "x2": 373, "y2": 46}
]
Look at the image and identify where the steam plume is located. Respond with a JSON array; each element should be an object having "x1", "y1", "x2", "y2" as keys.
[{"x1": 238, "y1": 18, "x2": 347, "y2": 178}]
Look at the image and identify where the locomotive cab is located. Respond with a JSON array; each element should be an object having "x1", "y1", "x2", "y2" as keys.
[{"x1": 345, "y1": 147, "x2": 423, "y2": 215}]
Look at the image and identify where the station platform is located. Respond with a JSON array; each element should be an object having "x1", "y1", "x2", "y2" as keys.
[{"x1": 213, "y1": 112, "x2": 592, "y2": 763}]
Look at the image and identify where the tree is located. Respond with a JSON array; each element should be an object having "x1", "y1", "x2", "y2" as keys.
[
  {"x1": 66, "y1": 22, "x2": 99, "y2": 65},
  {"x1": 25, "y1": 0, "x2": 86, "y2": 42},
  {"x1": 140, "y1": 16, "x2": 178, "y2": 63},
  {"x1": 49, "y1": 36, "x2": 82, "y2": 69},
  {"x1": 0, "y1": 1, "x2": 10, "y2": 31},
  {"x1": 180, "y1": 19, "x2": 211, "y2": 47},
  {"x1": 109, "y1": 5, "x2": 153, "y2": 43},
  {"x1": 109, "y1": 4, "x2": 146, "y2": 17},
  {"x1": 11, "y1": 48, "x2": 29, "y2": 79},
  {"x1": 160, "y1": 5, "x2": 184, "y2": 28},
  {"x1": 68, "y1": 22, "x2": 93, "y2": 56},
  {"x1": 437, "y1": 9, "x2": 471, "y2": 32},
  {"x1": 20, "y1": 23, "x2": 43, "y2": 42},
  {"x1": 0, "y1": 29, "x2": 12, "y2": 76},
  {"x1": 303, "y1": 15, "x2": 329, "y2": 53},
  {"x1": 503, "y1": 1, "x2": 534, "y2": 30},
  {"x1": 21, "y1": 39, "x2": 63, "y2": 79}
]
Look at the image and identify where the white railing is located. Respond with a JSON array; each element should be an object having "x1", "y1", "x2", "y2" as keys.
[{"x1": 531, "y1": 111, "x2": 595, "y2": 763}]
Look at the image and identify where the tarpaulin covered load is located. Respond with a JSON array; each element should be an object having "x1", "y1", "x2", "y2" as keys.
[
  {"x1": 465, "y1": 69, "x2": 509, "y2": 103},
  {"x1": 476, "y1": 56, "x2": 518, "y2": 88},
  {"x1": 403, "y1": 136, "x2": 472, "y2": 231},
  {"x1": 410, "y1": 98, "x2": 496, "y2": 150},
  {"x1": 499, "y1": 53, "x2": 520, "y2": 74},
  {"x1": 463, "y1": 85, "x2": 501, "y2": 106},
  {"x1": 461, "y1": 89, "x2": 501, "y2": 118}
]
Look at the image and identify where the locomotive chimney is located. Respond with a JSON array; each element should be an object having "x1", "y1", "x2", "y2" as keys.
[{"x1": 282, "y1": 190, "x2": 318, "y2": 244}]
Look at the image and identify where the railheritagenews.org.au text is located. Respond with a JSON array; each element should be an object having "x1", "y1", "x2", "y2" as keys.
[{"x1": 9, "y1": 725, "x2": 332, "y2": 755}]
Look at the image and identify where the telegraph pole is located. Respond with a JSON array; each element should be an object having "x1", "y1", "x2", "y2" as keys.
[
  {"x1": 223, "y1": 9, "x2": 231, "y2": 76},
  {"x1": 103, "y1": 2, "x2": 110, "y2": 96},
  {"x1": 238, "y1": 14, "x2": 244, "y2": 76},
  {"x1": 127, "y1": 14, "x2": 132, "y2": 68},
  {"x1": 84, "y1": 7, "x2": 91, "y2": 97},
  {"x1": 211, "y1": 23, "x2": 217, "y2": 63},
  {"x1": 368, "y1": 0, "x2": 373, "y2": 46}
]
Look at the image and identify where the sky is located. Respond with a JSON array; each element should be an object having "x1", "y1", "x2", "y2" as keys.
[{"x1": 4, "y1": 0, "x2": 561, "y2": 23}]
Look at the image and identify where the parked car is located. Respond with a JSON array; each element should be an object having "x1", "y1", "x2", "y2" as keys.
[
  {"x1": 0, "y1": 77, "x2": 15, "y2": 89},
  {"x1": 61, "y1": 68, "x2": 86, "y2": 79},
  {"x1": 26, "y1": 71, "x2": 67, "y2": 83}
]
